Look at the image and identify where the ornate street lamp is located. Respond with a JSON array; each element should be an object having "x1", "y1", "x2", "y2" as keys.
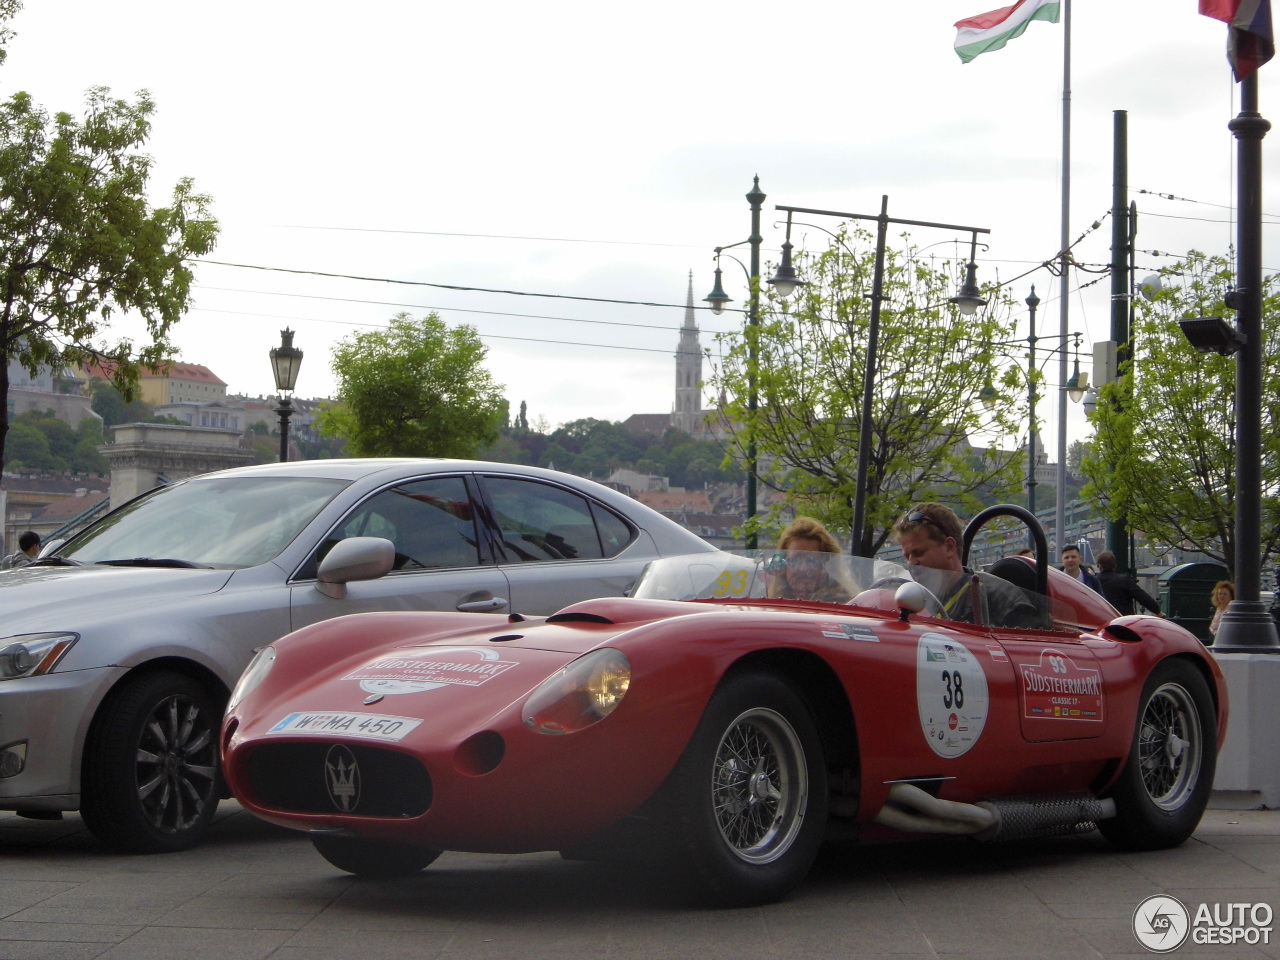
[{"x1": 269, "y1": 328, "x2": 303, "y2": 463}]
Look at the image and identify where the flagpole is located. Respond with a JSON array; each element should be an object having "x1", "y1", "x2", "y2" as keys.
[{"x1": 1054, "y1": 0, "x2": 1072, "y2": 556}]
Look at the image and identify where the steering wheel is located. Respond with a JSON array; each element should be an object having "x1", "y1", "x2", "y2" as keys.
[{"x1": 960, "y1": 504, "x2": 1049, "y2": 595}]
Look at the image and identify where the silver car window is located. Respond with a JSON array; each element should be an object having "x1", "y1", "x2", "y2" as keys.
[
  {"x1": 484, "y1": 477, "x2": 604, "y2": 562},
  {"x1": 328, "y1": 476, "x2": 481, "y2": 571},
  {"x1": 60, "y1": 477, "x2": 349, "y2": 567}
]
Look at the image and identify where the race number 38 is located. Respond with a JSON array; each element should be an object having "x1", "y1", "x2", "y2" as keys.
[{"x1": 916, "y1": 634, "x2": 990, "y2": 758}]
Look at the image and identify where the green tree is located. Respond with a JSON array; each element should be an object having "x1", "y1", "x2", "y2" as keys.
[
  {"x1": 1066, "y1": 439, "x2": 1091, "y2": 479},
  {"x1": 318, "y1": 312, "x2": 505, "y2": 458},
  {"x1": 0, "y1": 5, "x2": 218, "y2": 475},
  {"x1": 89, "y1": 379, "x2": 153, "y2": 427},
  {"x1": 708, "y1": 228, "x2": 1024, "y2": 554},
  {"x1": 1083, "y1": 253, "x2": 1280, "y2": 578}
]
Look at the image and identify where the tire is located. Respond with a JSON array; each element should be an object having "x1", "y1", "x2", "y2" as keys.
[
  {"x1": 80, "y1": 671, "x2": 222, "y2": 853},
  {"x1": 666, "y1": 672, "x2": 828, "y2": 907},
  {"x1": 311, "y1": 834, "x2": 442, "y2": 878},
  {"x1": 1099, "y1": 658, "x2": 1217, "y2": 851}
]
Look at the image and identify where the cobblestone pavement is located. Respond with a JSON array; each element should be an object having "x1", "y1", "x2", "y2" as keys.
[{"x1": 1, "y1": 803, "x2": 1276, "y2": 960}]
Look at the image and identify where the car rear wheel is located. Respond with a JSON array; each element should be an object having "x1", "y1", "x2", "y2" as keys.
[
  {"x1": 80, "y1": 671, "x2": 222, "y2": 853},
  {"x1": 310, "y1": 834, "x2": 442, "y2": 878},
  {"x1": 666, "y1": 672, "x2": 827, "y2": 906},
  {"x1": 1099, "y1": 658, "x2": 1217, "y2": 850}
]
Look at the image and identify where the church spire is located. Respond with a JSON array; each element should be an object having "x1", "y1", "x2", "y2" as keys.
[{"x1": 683, "y1": 269, "x2": 697, "y2": 331}]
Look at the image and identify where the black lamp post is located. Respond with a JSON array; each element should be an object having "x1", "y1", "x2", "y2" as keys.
[
  {"x1": 269, "y1": 328, "x2": 303, "y2": 463},
  {"x1": 768, "y1": 197, "x2": 988, "y2": 556},
  {"x1": 704, "y1": 177, "x2": 766, "y2": 549}
]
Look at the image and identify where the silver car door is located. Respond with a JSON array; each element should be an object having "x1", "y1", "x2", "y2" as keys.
[{"x1": 289, "y1": 474, "x2": 511, "y2": 629}]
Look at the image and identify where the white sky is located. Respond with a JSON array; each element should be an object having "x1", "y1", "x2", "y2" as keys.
[{"x1": 2, "y1": 1, "x2": 1274, "y2": 452}]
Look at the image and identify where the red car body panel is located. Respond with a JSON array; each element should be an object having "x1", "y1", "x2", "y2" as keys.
[{"x1": 222, "y1": 566, "x2": 1227, "y2": 854}]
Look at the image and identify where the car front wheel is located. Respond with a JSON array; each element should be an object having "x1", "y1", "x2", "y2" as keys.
[
  {"x1": 666, "y1": 672, "x2": 828, "y2": 906},
  {"x1": 80, "y1": 671, "x2": 222, "y2": 853}
]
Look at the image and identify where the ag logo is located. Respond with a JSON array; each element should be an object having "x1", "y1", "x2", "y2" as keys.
[
  {"x1": 1132, "y1": 895, "x2": 1190, "y2": 953},
  {"x1": 324, "y1": 744, "x2": 361, "y2": 813}
]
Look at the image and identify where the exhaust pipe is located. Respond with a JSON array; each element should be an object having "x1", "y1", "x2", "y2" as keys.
[{"x1": 874, "y1": 783, "x2": 1116, "y2": 841}]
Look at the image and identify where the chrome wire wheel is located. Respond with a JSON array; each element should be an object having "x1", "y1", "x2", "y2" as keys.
[
  {"x1": 710, "y1": 707, "x2": 808, "y2": 865},
  {"x1": 1137, "y1": 681, "x2": 1203, "y2": 812},
  {"x1": 134, "y1": 693, "x2": 218, "y2": 834}
]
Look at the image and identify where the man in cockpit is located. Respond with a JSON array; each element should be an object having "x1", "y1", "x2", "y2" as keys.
[{"x1": 892, "y1": 503, "x2": 1042, "y2": 629}]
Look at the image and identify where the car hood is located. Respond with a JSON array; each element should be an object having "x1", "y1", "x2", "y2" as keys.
[{"x1": 0, "y1": 564, "x2": 235, "y2": 632}]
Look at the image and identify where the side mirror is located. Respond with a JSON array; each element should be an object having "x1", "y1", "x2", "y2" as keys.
[
  {"x1": 895, "y1": 581, "x2": 932, "y2": 618},
  {"x1": 38, "y1": 539, "x2": 65, "y2": 559},
  {"x1": 316, "y1": 537, "x2": 395, "y2": 599}
]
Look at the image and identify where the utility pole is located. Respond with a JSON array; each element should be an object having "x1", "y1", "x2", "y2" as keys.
[{"x1": 1107, "y1": 110, "x2": 1130, "y2": 572}]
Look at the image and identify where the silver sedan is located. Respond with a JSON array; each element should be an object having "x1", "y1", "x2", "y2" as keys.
[{"x1": 0, "y1": 459, "x2": 714, "y2": 853}]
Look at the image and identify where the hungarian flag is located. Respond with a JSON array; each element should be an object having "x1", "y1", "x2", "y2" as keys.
[
  {"x1": 1200, "y1": 0, "x2": 1274, "y2": 79},
  {"x1": 954, "y1": 0, "x2": 1061, "y2": 63}
]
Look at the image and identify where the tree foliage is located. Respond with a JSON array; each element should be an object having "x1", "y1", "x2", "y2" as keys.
[
  {"x1": 1083, "y1": 253, "x2": 1280, "y2": 578},
  {"x1": 4, "y1": 409, "x2": 106, "y2": 474},
  {"x1": 0, "y1": 4, "x2": 219, "y2": 476},
  {"x1": 708, "y1": 228, "x2": 1025, "y2": 554},
  {"x1": 318, "y1": 312, "x2": 505, "y2": 458}
]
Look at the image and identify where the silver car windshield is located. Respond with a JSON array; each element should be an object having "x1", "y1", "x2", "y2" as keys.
[
  {"x1": 58, "y1": 477, "x2": 350, "y2": 568},
  {"x1": 631, "y1": 550, "x2": 1052, "y2": 629}
]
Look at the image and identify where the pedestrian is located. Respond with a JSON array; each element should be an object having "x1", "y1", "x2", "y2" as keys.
[
  {"x1": 1095, "y1": 551, "x2": 1163, "y2": 617},
  {"x1": 1, "y1": 531, "x2": 41, "y2": 570},
  {"x1": 1060, "y1": 544, "x2": 1104, "y2": 596},
  {"x1": 767, "y1": 516, "x2": 853, "y2": 603},
  {"x1": 1209, "y1": 581, "x2": 1235, "y2": 639}
]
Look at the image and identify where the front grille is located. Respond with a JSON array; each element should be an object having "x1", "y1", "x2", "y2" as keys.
[{"x1": 245, "y1": 742, "x2": 432, "y2": 817}]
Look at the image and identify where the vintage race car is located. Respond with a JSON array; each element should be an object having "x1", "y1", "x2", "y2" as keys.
[{"x1": 221, "y1": 507, "x2": 1227, "y2": 906}]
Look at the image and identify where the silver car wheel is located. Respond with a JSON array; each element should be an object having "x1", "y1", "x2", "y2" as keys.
[
  {"x1": 134, "y1": 693, "x2": 218, "y2": 834},
  {"x1": 1137, "y1": 681, "x2": 1203, "y2": 812},
  {"x1": 710, "y1": 707, "x2": 808, "y2": 865}
]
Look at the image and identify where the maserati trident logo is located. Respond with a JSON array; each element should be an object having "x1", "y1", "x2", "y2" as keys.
[{"x1": 324, "y1": 744, "x2": 361, "y2": 813}]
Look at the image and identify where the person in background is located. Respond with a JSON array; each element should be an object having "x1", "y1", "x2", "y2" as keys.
[
  {"x1": 1060, "y1": 544, "x2": 1104, "y2": 596},
  {"x1": 2, "y1": 531, "x2": 41, "y2": 570},
  {"x1": 1095, "y1": 550, "x2": 1163, "y2": 617},
  {"x1": 1014, "y1": 547, "x2": 1035, "y2": 557},
  {"x1": 1209, "y1": 581, "x2": 1235, "y2": 640},
  {"x1": 768, "y1": 516, "x2": 852, "y2": 603}
]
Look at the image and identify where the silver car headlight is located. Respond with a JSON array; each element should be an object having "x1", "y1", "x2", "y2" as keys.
[
  {"x1": 0, "y1": 634, "x2": 78, "y2": 681},
  {"x1": 228, "y1": 646, "x2": 276, "y2": 711}
]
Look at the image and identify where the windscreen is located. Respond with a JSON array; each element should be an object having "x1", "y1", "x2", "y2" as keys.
[
  {"x1": 631, "y1": 550, "x2": 1054, "y2": 629},
  {"x1": 59, "y1": 477, "x2": 349, "y2": 568}
]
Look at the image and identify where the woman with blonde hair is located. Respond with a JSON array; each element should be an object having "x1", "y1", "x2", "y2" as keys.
[
  {"x1": 768, "y1": 516, "x2": 851, "y2": 602},
  {"x1": 1209, "y1": 581, "x2": 1234, "y2": 640}
]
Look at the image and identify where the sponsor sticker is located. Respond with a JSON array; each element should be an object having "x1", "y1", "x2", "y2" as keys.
[
  {"x1": 1020, "y1": 649, "x2": 1104, "y2": 722},
  {"x1": 985, "y1": 644, "x2": 1009, "y2": 662},
  {"x1": 817, "y1": 622, "x2": 880, "y2": 642},
  {"x1": 345, "y1": 646, "x2": 516, "y2": 696},
  {"x1": 916, "y1": 634, "x2": 989, "y2": 758},
  {"x1": 268, "y1": 711, "x2": 422, "y2": 742}
]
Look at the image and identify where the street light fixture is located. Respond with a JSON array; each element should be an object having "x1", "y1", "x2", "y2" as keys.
[
  {"x1": 771, "y1": 197, "x2": 990, "y2": 556},
  {"x1": 766, "y1": 212, "x2": 806, "y2": 300},
  {"x1": 269, "y1": 327, "x2": 303, "y2": 463}
]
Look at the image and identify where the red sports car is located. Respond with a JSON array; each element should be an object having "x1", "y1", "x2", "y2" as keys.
[{"x1": 221, "y1": 507, "x2": 1226, "y2": 906}]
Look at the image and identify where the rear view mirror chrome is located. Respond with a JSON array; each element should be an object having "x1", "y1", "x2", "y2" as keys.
[{"x1": 316, "y1": 537, "x2": 395, "y2": 599}]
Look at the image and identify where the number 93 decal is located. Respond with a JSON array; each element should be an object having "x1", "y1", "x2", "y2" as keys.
[
  {"x1": 915, "y1": 634, "x2": 991, "y2": 758},
  {"x1": 713, "y1": 569, "x2": 750, "y2": 597}
]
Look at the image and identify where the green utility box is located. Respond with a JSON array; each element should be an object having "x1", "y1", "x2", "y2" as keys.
[{"x1": 1158, "y1": 562, "x2": 1229, "y2": 643}]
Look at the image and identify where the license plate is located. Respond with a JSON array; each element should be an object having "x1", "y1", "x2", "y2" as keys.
[{"x1": 267, "y1": 711, "x2": 422, "y2": 742}]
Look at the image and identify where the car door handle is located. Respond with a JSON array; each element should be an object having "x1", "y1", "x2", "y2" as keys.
[{"x1": 457, "y1": 596, "x2": 509, "y2": 613}]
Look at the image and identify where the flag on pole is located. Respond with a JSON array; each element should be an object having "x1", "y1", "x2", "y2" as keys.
[
  {"x1": 1200, "y1": 0, "x2": 1274, "y2": 79},
  {"x1": 954, "y1": 0, "x2": 1061, "y2": 63}
]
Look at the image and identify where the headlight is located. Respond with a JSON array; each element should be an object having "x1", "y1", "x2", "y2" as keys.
[
  {"x1": 228, "y1": 646, "x2": 276, "y2": 711},
  {"x1": 0, "y1": 634, "x2": 78, "y2": 681},
  {"x1": 522, "y1": 648, "x2": 630, "y2": 735}
]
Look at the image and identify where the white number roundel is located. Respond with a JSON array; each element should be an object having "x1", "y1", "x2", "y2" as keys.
[{"x1": 915, "y1": 633, "x2": 990, "y2": 758}]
